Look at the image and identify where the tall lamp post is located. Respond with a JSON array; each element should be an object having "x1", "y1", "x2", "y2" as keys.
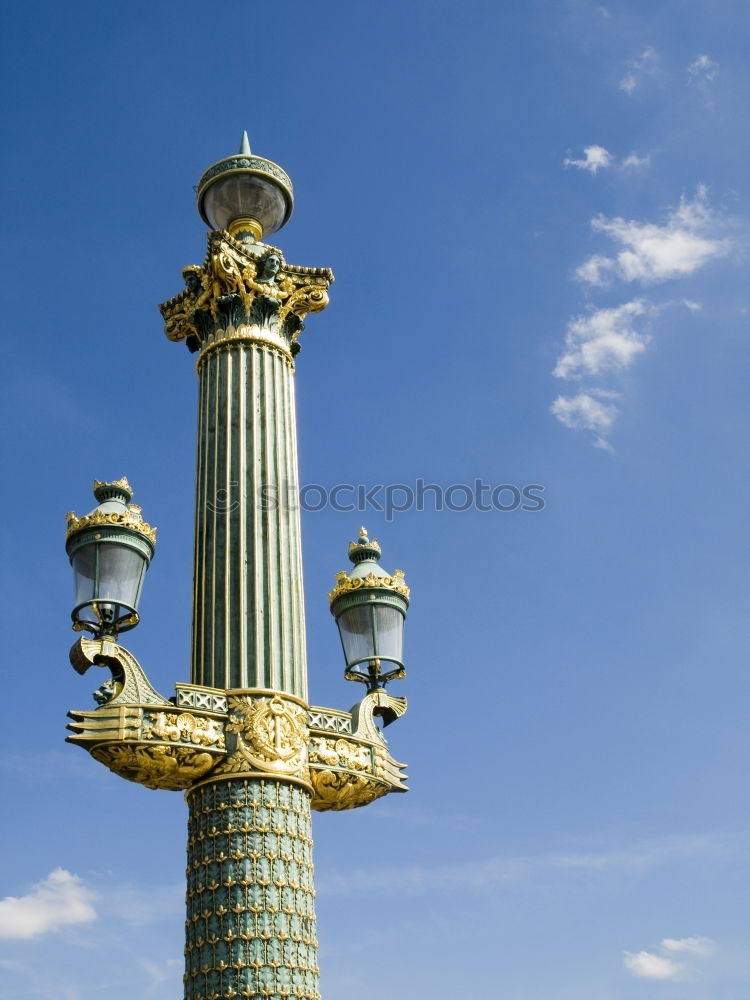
[{"x1": 65, "y1": 134, "x2": 410, "y2": 1000}]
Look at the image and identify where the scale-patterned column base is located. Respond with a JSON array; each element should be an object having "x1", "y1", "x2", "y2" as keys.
[{"x1": 185, "y1": 778, "x2": 320, "y2": 1000}]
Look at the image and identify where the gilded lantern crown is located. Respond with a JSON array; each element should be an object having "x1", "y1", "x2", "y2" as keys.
[
  {"x1": 328, "y1": 528, "x2": 410, "y2": 605},
  {"x1": 196, "y1": 131, "x2": 294, "y2": 242},
  {"x1": 66, "y1": 478, "x2": 157, "y2": 548}
]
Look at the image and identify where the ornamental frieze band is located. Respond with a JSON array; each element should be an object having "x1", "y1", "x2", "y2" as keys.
[{"x1": 67, "y1": 637, "x2": 407, "y2": 806}]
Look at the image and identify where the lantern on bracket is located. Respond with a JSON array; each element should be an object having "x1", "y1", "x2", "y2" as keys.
[
  {"x1": 65, "y1": 478, "x2": 156, "y2": 638},
  {"x1": 329, "y1": 528, "x2": 410, "y2": 693}
]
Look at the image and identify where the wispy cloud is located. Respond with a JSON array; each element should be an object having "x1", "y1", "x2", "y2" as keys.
[
  {"x1": 687, "y1": 54, "x2": 719, "y2": 109},
  {"x1": 619, "y1": 46, "x2": 659, "y2": 95},
  {"x1": 555, "y1": 185, "x2": 733, "y2": 448},
  {"x1": 624, "y1": 935, "x2": 717, "y2": 980},
  {"x1": 318, "y1": 832, "x2": 729, "y2": 895},
  {"x1": 551, "y1": 392, "x2": 618, "y2": 450},
  {"x1": 564, "y1": 146, "x2": 651, "y2": 174},
  {"x1": 141, "y1": 957, "x2": 182, "y2": 999},
  {"x1": 624, "y1": 951, "x2": 681, "y2": 979},
  {"x1": 621, "y1": 151, "x2": 650, "y2": 169},
  {"x1": 551, "y1": 298, "x2": 700, "y2": 447},
  {"x1": 662, "y1": 936, "x2": 716, "y2": 956},
  {"x1": 0, "y1": 869, "x2": 97, "y2": 939},
  {"x1": 98, "y1": 880, "x2": 182, "y2": 926},
  {"x1": 688, "y1": 54, "x2": 718, "y2": 83},
  {"x1": 564, "y1": 145, "x2": 613, "y2": 174},
  {"x1": 554, "y1": 299, "x2": 652, "y2": 378},
  {"x1": 576, "y1": 186, "x2": 732, "y2": 287}
]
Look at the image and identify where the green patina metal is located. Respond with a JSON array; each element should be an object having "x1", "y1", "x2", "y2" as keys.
[
  {"x1": 192, "y1": 332, "x2": 307, "y2": 695},
  {"x1": 185, "y1": 780, "x2": 318, "y2": 1000}
]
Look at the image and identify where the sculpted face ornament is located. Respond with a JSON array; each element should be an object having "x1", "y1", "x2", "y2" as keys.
[
  {"x1": 258, "y1": 251, "x2": 282, "y2": 283},
  {"x1": 182, "y1": 267, "x2": 203, "y2": 294}
]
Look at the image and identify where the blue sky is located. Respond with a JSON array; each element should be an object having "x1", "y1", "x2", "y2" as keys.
[{"x1": 1, "y1": 1, "x2": 749, "y2": 997}]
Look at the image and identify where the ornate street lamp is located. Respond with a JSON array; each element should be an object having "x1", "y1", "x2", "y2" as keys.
[
  {"x1": 329, "y1": 528, "x2": 410, "y2": 693},
  {"x1": 64, "y1": 133, "x2": 410, "y2": 1000},
  {"x1": 65, "y1": 477, "x2": 155, "y2": 638}
]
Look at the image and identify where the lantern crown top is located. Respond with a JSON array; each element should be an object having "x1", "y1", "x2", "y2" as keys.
[
  {"x1": 66, "y1": 478, "x2": 157, "y2": 548},
  {"x1": 93, "y1": 477, "x2": 133, "y2": 505},
  {"x1": 348, "y1": 527, "x2": 382, "y2": 564},
  {"x1": 328, "y1": 528, "x2": 409, "y2": 605}
]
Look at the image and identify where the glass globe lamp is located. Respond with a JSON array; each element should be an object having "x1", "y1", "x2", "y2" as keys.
[{"x1": 196, "y1": 131, "x2": 294, "y2": 242}]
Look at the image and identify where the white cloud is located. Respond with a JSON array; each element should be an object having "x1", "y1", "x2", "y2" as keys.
[
  {"x1": 619, "y1": 47, "x2": 659, "y2": 94},
  {"x1": 551, "y1": 393, "x2": 618, "y2": 450},
  {"x1": 551, "y1": 296, "x2": 702, "y2": 447},
  {"x1": 577, "y1": 186, "x2": 732, "y2": 287},
  {"x1": 564, "y1": 145, "x2": 613, "y2": 174},
  {"x1": 0, "y1": 869, "x2": 97, "y2": 939},
  {"x1": 564, "y1": 147, "x2": 651, "y2": 174},
  {"x1": 662, "y1": 936, "x2": 716, "y2": 956},
  {"x1": 688, "y1": 54, "x2": 718, "y2": 82},
  {"x1": 624, "y1": 951, "x2": 681, "y2": 979},
  {"x1": 554, "y1": 299, "x2": 652, "y2": 379},
  {"x1": 622, "y1": 152, "x2": 650, "y2": 169},
  {"x1": 574, "y1": 254, "x2": 614, "y2": 285},
  {"x1": 687, "y1": 55, "x2": 718, "y2": 109}
]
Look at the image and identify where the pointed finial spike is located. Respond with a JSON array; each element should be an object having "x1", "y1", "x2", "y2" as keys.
[{"x1": 239, "y1": 131, "x2": 251, "y2": 155}]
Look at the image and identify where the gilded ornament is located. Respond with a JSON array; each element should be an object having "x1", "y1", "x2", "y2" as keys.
[
  {"x1": 143, "y1": 710, "x2": 226, "y2": 750},
  {"x1": 91, "y1": 743, "x2": 217, "y2": 791},
  {"x1": 306, "y1": 689, "x2": 408, "y2": 810},
  {"x1": 65, "y1": 504, "x2": 157, "y2": 545},
  {"x1": 93, "y1": 476, "x2": 132, "y2": 493},
  {"x1": 309, "y1": 771, "x2": 389, "y2": 811},
  {"x1": 69, "y1": 636, "x2": 169, "y2": 706},
  {"x1": 309, "y1": 737, "x2": 371, "y2": 772},
  {"x1": 217, "y1": 694, "x2": 309, "y2": 780},
  {"x1": 159, "y1": 231, "x2": 332, "y2": 356},
  {"x1": 327, "y1": 569, "x2": 410, "y2": 603}
]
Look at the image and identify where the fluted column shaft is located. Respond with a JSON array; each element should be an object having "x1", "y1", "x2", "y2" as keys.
[{"x1": 192, "y1": 341, "x2": 307, "y2": 700}]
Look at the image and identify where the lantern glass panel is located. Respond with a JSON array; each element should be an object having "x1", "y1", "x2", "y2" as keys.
[
  {"x1": 97, "y1": 544, "x2": 146, "y2": 608},
  {"x1": 72, "y1": 544, "x2": 97, "y2": 609},
  {"x1": 72, "y1": 541, "x2": 146, "y2": 613},
  {"x1": 372, "y1": 604, "x2": 404, "y2": 665},
  {"x1": 203, "y1": 175, "x2": 287, "y2": 234},
  {"x1": 337, "y1": 604, "x2": 376, "y2": 668}
]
